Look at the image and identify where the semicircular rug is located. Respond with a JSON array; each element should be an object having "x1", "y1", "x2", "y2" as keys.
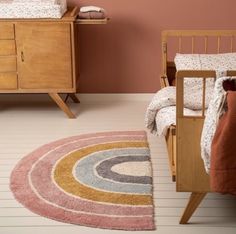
[{"x1": 10, "y1": 131, "x2": 155, "y2": 231}]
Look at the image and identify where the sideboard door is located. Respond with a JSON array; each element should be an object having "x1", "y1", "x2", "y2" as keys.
[{"x1": 15, "y1": 23, "x2": 73, "y2": 90}]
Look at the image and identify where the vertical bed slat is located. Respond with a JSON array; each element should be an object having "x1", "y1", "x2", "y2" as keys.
[
  {"x1": 191, "y1": 36, "x2": 195, "y2": 53},
  {"x1": 231, "y1": 36, "x2": 234, "y2": 52},
  {"x1": 176, "y1": 76, "x2": 184, "y2": 118},
  {"x1": 162, "y1": 41, "x2": 167, "y2": 76},
  {"x1": 204, "y1": 36, "x2": 208, "y2": 53},
  {"x1": 179, "y1": 37, "x2": 182, "y2": 53},
  {"x1": 202, "y1": 78, "x2": 206, "y2": 117},
  {"x1": 217, "y1": 36, "x2": 221, "y2": 53}
]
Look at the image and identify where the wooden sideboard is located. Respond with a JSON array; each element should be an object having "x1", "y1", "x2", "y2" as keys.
[{"x1": 0, "y1": 7, "x2": 108, "y2": 118}]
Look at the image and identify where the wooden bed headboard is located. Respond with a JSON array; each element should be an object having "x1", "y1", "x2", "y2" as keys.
[{"x1": 161, "y1": 30, "x2": 236, "y2": 86}]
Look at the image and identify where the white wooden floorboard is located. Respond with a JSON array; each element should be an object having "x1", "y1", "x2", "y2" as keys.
[{"x1": 0, "y1": 97, "x2": 236, "y2": 234}]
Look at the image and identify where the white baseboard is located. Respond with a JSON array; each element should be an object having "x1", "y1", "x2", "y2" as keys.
[
  {"x1": 78, "y1": 93, "x2": 154, "y2": 102},
  {"x1": 0, "y1": 93, "x2": 155, "y2": 102}
]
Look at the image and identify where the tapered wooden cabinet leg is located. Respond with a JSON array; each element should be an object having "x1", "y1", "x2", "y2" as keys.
[
  {"x1": 180, "y1": 192, "x2": 207, "y2": 224},
  {"x1": 65, "y1": 93, "x2": 80, "y2": 103},
  {"x1": 49, "y1": 93, "x2": 76, "y2": 119}
]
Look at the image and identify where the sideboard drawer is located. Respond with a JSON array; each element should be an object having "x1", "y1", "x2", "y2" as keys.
[
  {"x1": 0, "y1": 73, "x2": 17, "y2": 90},
  {"x1": 0, "y1": 40, "x2": 16, "y2": 56},
  {"x1": 0, "y1": 57, "x2": 16, "y2": 72},
  {"x1": 0, "y1": 23, "x2": 14, "y2": 39}
]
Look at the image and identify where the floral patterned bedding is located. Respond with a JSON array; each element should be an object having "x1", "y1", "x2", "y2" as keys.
[
  {"x1": 154, "y1": 106, "x2": 203, "y2": 136},
  {"x1": 146, "y1": 52, "x2": 236, "y2": 136},
  {"x1": 145, "y1": 83, "x2": 213, "y2": 136}
]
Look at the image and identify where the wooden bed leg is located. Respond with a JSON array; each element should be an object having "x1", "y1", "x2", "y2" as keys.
[
  {"x1": 180, "y1": 192, "x2": 207, "y2": 224},
  {"x1": 49, "y1": 93, "x2": 76, "y2": 119},
  {"x1": 65, "y1": 93, "x2": 80, "y2": 103}
]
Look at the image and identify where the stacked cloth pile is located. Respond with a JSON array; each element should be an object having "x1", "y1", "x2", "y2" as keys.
[
  {"x1": 0, "y1": 0, "x2": 67, "y2": 18},
  {"x1": 145, "y1": 53, "x2": 236, "y2": 195},
  {"x1": 78, "y1": 6, "x2": 106, "y2": 19}
]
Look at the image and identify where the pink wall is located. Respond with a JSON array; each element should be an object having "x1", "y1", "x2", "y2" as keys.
[{"x1": 68, "y1": 0, "x2": 236, "y2": 93}]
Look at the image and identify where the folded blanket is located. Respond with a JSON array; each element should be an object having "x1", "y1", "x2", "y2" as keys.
[
  {"x1": 201, "y1": 77, "x2": 236, "y2": 173},
  {"x1": 78, "y1": 11, "x2": 106, "y2": 20},
  {"x1": 211, "y1": 87, "x2": 236, "y2": 195},
  {"x1": 80, "y1": 6, "x2": 105, "y2": 13}
]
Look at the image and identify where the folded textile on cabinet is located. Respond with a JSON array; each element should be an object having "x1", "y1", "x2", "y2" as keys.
[
  {"x1": 78, "y1": 5, "x2": 106, "y2": 19},
  {"x1": 80, "y1": 6, "x2": 105, "y2": 13},
  {"x1": 78, "y1": 11, "x2": 106, "y2": 20}
]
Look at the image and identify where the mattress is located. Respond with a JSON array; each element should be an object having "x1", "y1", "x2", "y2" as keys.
[
  {"x1": 155, "y1": 106, "x2": 203, "y2": 136},
  {"x1": 174, "y1": 53, "x2": 236, "y2": 77},
  {"x1": 0, "y1": 0, "x2": 67, "y2": 19}
]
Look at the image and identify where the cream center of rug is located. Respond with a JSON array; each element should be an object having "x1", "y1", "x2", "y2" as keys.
[{"x1": 111, "y1": 161, "x2": 151, "y2": 177}]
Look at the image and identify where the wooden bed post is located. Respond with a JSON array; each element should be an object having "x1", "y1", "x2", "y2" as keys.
[
  {"x1": 176, "y1": 71, "x2": 212, "y2": 224},
  {"x1": 160, "y1": 31, "x2": 169, "y2": 88},
  {"x1": 180, "y1": 192, "x2": 207, "y2": 224}
]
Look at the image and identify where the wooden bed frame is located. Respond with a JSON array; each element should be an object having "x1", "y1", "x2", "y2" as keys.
[{"x1": 161, "y1": 30, "x2": 236, "y2": 224}]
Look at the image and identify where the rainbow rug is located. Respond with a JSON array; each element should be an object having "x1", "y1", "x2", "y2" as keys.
[{"x1": 10, "y1": 131, "x2": 155, "y2": 230}]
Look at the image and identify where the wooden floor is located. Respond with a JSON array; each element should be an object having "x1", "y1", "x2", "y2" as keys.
[{"x1": 0, "y1": 95, "x2": 236, "y2": 234}]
